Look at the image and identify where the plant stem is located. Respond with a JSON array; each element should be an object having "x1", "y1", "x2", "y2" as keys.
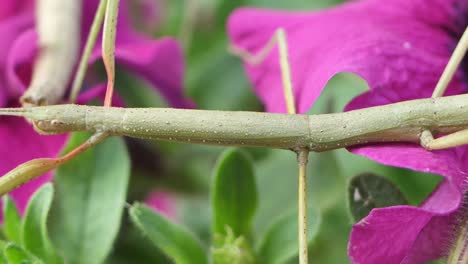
[{"x1": 297, "y1": 150, "x2": 309, "y2": 264}]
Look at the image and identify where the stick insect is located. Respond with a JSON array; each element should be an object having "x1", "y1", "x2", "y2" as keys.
[{"x1": 0, "y1": 1, "x2": 467, "y2": 263}]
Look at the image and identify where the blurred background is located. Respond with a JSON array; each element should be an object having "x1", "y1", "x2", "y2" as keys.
[{"x1": 108, "y1": 0, "x2": 443, "y2": 263}]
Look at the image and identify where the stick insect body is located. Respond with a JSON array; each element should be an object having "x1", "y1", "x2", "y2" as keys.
[{"x1": 2, "y1": 93, "x2": 468, "y2": 152}]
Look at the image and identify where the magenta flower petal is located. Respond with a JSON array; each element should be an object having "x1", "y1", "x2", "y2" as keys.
[
  {"x1": 145, "y1": 191, "x2": 177, "y2": 221},
  {"x1": 349, "y1": 205, "x2": 454, "y2": 264},
  {"x1": 0, "y1": 117, "x2": 66, "y2": 215},
  {"x1": 128, "y1": 0, "x2": 163, "y2": 34},
  {"x1": 0, "y1": 14, "x2": 34, "y2": 105},
  {"x1": 6, "y1": 28, "x2": 36, "y2": 98},
  {"x1": 76, "y1": 83, "x2": 125, "y2": 107},
  {"x1": 0, "y1": 0, "x2": 34, "y2": 22},
  {"x1": 350, "y1": 177, "x2": 462, "y2": 263},
  {"x1": 228, "y1": 0, "x2": 466, "y2": 113},
  {"x1": 351, "y1": 145, "x2": 467, "y2": 198},
  {"x1": 349, "y1": 207, "x2": 432, "y2": 263}
]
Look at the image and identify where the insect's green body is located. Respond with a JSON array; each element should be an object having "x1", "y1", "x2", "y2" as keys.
[{"x1": 3, "y1": 93, "x2": 468, "y2": 152}]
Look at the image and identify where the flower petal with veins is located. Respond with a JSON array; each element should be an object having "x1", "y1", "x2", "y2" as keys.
[{"x1": 228, "y1": 0, "x2": 466, "y2": 113}]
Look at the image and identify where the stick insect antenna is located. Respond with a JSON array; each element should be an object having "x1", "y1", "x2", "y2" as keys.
[{"x1": 0, "y1": 108, "x2": 29, "y2": 117}]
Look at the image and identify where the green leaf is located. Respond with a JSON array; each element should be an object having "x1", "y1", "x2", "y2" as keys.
[
  {"x1": 0, "y1": 240, "x2": 7, "y2": 264},
  {"x1": 129, "y1": 203, "x2": 207, "y2": 264},
  {"x1": 257, "y1": 208, "x2": 321, "y2": 264},
  {"x1": 187, "y1": 47, "x2": 261, "y2": 111},
  {"x1": 308, "y1": 151, "x2": 344, "y2": 211},
  {"x1": 211, "y1": 148, "x2": 257, "y2": 237},
  {"x1": 49, "y1": 133, "x2": 130, "y2": 264},
  {"x1": 0, "y1": 240, "x2": 7, "y2": 250},
  {"x1": 2, "y1": 196, "x2": 21, "y2": 243},
  {"x1": 3, "y1": 243, "x2": 39, "y2": 264},
  {"x1": 348, "y1": 172, "x2": 408, "y2": 222},
  {"x1": 21, "y1": 184, "x2": 61, "y2": 264}
]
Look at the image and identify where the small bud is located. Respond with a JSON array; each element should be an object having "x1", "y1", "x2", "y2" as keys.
[{"x1": 211, "y1": 226, "x2": 256, "y2": 264}]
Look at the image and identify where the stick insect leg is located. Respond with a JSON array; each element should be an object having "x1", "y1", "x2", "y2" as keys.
[
  {"x1": 229, "y1": 28, "x2": 296, "y2": 113},
  {"x1": 69, "y1": 0, "x2": 108, "y2": 103},
  {"x1": 422, "y1": 129, "x2": 468, "y2": 150},
  {"x1": 432, "y1": 26, "x2": 468, "y2": 98},
  {"x1": 228, "y1": 30, "x2": 281, "y2": 65},
  {"x1": 232, "y1": 28, "x2": 310, "y2": 263},
  {"x1": 57, "y1": 132, "x2": 109, "y2": 163},
  {"x1": 421, "y1": 26, "x2": 468, "y2": 150},
  {"x1": 102, "y1": 0, "x2": 120, "y2": 107},
  {"x1": 232, "y1": 27, "x2": 309, "y2": 260},
  {"x1": 0, "y1": 132, "x2": 108, "y2": 195}
]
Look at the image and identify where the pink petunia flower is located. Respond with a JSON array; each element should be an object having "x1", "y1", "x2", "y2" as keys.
[
  {"x1": 228, "y1": 0, "x2": 467, "y2": 263},
  {"x1": 0, "y1": 0, "x2": 192, "y2": 215},
  {"x1": 144, "y1": 190, "x2": 178, "y2": 221}
]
